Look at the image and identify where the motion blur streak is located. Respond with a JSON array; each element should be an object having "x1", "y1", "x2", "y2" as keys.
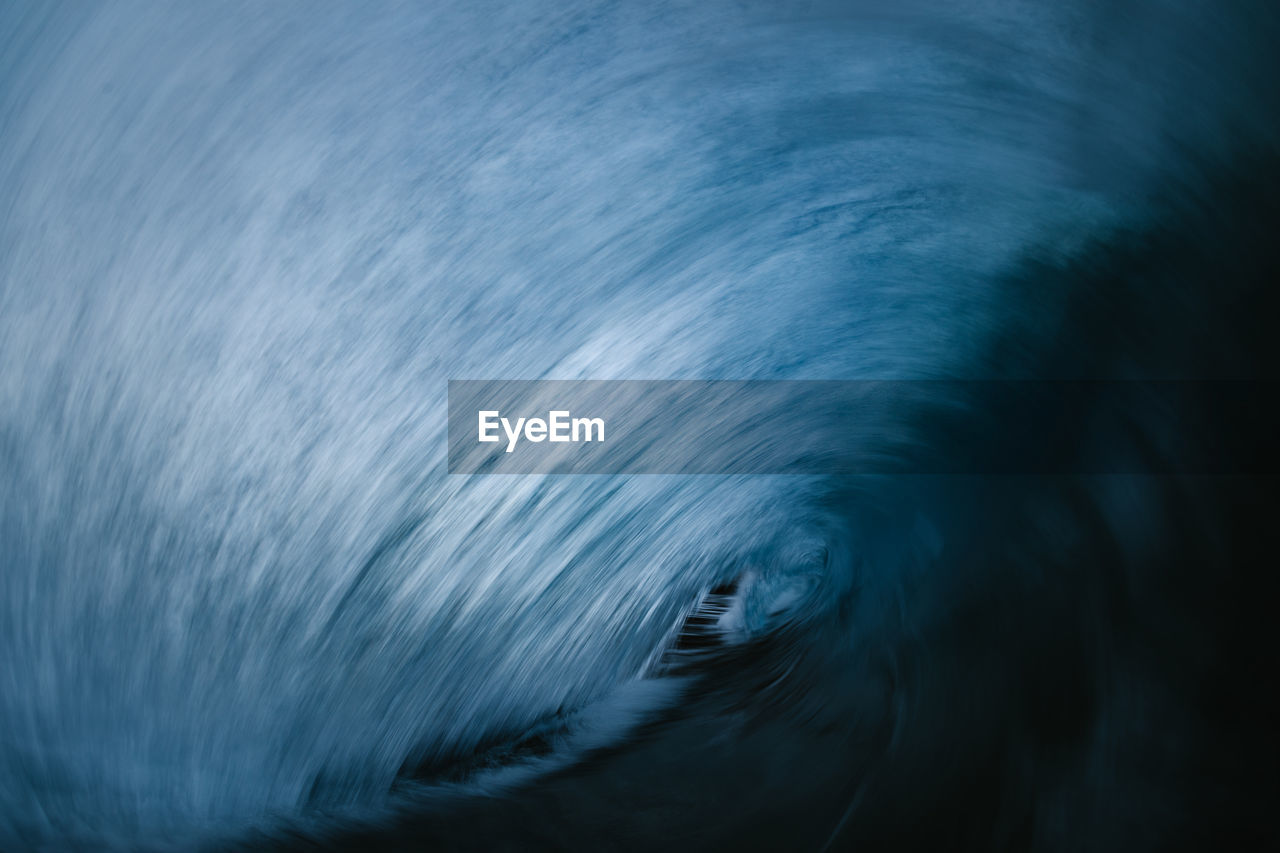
[{"x1": 1, "y1": 1, "x2": 1276, "y2": 850}]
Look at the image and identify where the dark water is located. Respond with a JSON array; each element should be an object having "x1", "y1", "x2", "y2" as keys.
[{"x1": 1, "y1": 1, "x2": 1277, "y2": 850}]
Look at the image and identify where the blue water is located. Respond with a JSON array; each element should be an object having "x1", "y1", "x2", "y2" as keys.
[{"x1": 2, "y1": 1, "x2": 1276, "y2": 850}]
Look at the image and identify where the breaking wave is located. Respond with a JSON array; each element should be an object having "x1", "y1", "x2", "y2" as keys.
[{"x1": 1, "y1": 1, "x2": 1276, "y2": 850}]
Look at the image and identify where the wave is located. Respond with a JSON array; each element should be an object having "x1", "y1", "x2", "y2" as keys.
[{"x1": 1, "y1": 1, "x2": 1276, "y2": 850}]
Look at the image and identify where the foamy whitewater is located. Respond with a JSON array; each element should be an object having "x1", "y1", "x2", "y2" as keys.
[{"x1": 1, "y1": 2, "x2": 1276, "y2": 850}]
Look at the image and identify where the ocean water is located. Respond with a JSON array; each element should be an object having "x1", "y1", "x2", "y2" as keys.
[{"x1": 1, "y1": 1, "x2": 1276, "y2": 850}]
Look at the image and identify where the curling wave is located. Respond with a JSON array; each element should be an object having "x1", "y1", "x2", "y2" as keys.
[{"x1": 1, "y1": 1, "x2": 1277, "y2": 850}]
